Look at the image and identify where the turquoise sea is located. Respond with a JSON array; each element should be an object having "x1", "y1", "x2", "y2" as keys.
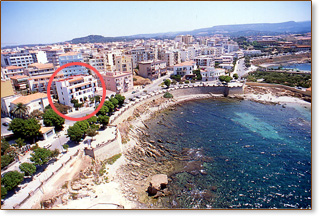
[
  {"x1": 282, "y1": 63, "x2": 311, "y2": 72},
  {"x1": 144, "y1": 99, "x2": 311, "y2": 209}
]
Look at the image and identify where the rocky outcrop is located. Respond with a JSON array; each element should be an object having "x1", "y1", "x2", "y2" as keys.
[{"x1": 146, "y1": 174, "x2": 169, "y2": 198}]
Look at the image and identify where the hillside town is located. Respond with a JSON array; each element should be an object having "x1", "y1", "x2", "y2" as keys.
[{"x1": 1, "y1": 31, "x2": 311, "y2": 209}]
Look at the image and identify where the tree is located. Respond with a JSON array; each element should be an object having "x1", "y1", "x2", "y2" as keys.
[
  {"x1": 1, "y1": 154, "x2": 15, "y2": 169},
  {"x1": 104, "y1": 101, "x2": 115, "y2": 112},
  {"x1": 12, "y1": 103, "x2": 28, "y2": 118},
  {"x1": 14, "y1": 138, "x2": 25, "y2": 148},
  {"x1": 110, "y1": 97, "x2": 119, "y2": 108},
  {"x1": 97, "y1": 115, "x2": 109, "y2": 129},
  {"x1": 45, "y1": 103, "x2": 71, "y2": 114},
  {"x1": 193, "y1": 69, "x2": 202, "y2": 81},
  {"x1": 94, "y1": 95, "x2": 101, "y2": 103},
  {"x1": 87, "y1": 115, "x2": 97, "y2": 125},
  {"x1": 51, "y1": 149, "x2": 60, "y2": 157},
  {"x1": 86, "y1": 127, "x2": 98, "y2": 144},
  {"x1": 19, "y1": 162, "x2": 36, "y2": 176},
  {"x1": 1, "y1": 186, "x2": 7, "y2": 199},
  {"x1": 1, "y1": 139, "x2": 10, "y2": 156},
  {"x1": 67, "y1": 121, "x2": 89, "y2": 142},
  {"x1": 233, "y1": 74, "x2": 239, "y2": 80},
  {"x1": 219, "y1": 75, "x2": 233, "y2": 83},
  {"x1": 43, "y1": 109, "x2": 65, "y2": 131},
  {"x1": 97, "y1": 105, "x2": 109, "y2": 116},
  {"x1": 115, "y1": 94, "x2": 125, "y2": 106},
  {"x1": 1, "y1": 171, "x2": 24, "y2": 191},
  {"x1": 29, "y1": 109, "x2": 44, "y2": 120},
  {"x1": 62, "y1": 144, "x2": 69, "y2": 151},
  {"x1": 8, "y1": 118, "x2": 41, "y2": 142},
  {"x1": 30, "y1": 148, "x2": 52, "y2": 166},
  {"x1": 164, "y1": 79, "x2": 171, "y2": 88}
]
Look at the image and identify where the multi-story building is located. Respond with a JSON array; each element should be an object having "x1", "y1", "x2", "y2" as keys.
[
  {"x1": 194, "y1": 56, "x2": 214, "y2": 68},
  {"x1": 59, "y1": 52, "x2": 87, "y2": 77},
  {"x1": 172, "y1": 50, "x2": 181, "y2": 65},
  {"x1": 173, "y1": 61, "x2": 197, "y2": 77},
  {"x1": 115, "y1": 55, "x2": 133, "y2": 73},
  {"x1": 138, "y1": 60, "x2": 167, "y2": 80},
  {"x1": 44, "y1": 48, "x2": 64, "y2": 67},
  {"x1": 24, "y1": 63, "x2": 55, "y2": 77},
  {"x1": 1, "y1": 51, "x2": 34, "y2": 67},
  {"x1": 200, "y1": 67, "x2": 226, "y2": 81},
  {"x1": 131, "y1": 48, "x2": 157, "y2": 68},
  {"x1": 10, "y1": 93, "x2": 49, "y2": 116},
  {"x1": 28, "y1": 73, "x2": 65, "y2": 95},
  {"x1": 56, "y1": 75, "x2": 98, "y2": 107},
  {"x1": 1, "y1": 66, "x2": 25, "y2": 79},
  {"x1": 102, "y1": 71, "x2": 133, "y2": 94},
  {"x1": 160, "y1": 51, "x2": 174, "y2": 67},
  {"x1": 10, "y1": 75, "x2": 29, "y2": 90},
  {"x1": 88, "y1": 53, "x2": 105, "y2": 73},
  {"x1": 29, "y1": 50, "x2": 48, "y2": 64}
]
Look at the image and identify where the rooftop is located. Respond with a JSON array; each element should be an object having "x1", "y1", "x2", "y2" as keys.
[
  {"x1": 11, "y1": 93, "x2": 47, "y2": 105},
  {"x1": 59, "y1": 52, "x2": 80, "y2": 57},
  {"x1": 10, "y1": 75, "x2": 29, "y2": 80},
  {"x1": 174, "y1": 61, "x2": 196, "y2": 67},
  {"x1": 27, "y1": 63, "x2": 54, "y2": 70},
  {"x1": 5, "y1": 66, "x2": 24, "y2": 70},
  {"x1": 40, "y1": 126, "x2": 55, "y2": 134}
]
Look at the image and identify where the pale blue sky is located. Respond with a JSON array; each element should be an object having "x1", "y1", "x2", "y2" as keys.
[{"x1": 1, "y1": 1, "x2": 311, "y2": 46}]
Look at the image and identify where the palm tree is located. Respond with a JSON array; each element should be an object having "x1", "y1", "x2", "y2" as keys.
[{"x1": 13, "y1": 103, "x2": 29, "y2": 118}]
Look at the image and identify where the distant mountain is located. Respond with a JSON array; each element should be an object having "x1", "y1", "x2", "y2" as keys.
[
  {"x1": 2, "y1": 21, "x2": 311, "y2": 48},
  {"x1": 67, "y1": 21, "x2": 310, "y2": 44}
]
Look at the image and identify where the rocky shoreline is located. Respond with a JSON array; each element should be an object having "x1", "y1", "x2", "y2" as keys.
[{"x1": 40, "y1": 85, "x2": 311, "y2": 209}]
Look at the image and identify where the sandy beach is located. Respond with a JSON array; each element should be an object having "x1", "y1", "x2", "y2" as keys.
[{"x1": 39, "y1": 84, "x2": 310, "y2": 209}]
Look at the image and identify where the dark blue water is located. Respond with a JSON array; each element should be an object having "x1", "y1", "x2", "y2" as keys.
[{"x1": 145, "y1": 99, "x2": 311, "y2": 209}]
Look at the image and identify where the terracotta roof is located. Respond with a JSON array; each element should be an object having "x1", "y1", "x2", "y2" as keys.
[
  {"x1": 10, "y1": 75, "x2": 29, "y2": 80},
  {"x1": 28, "y1": 73, "x2": 64, "y2": 80},
  {"x1": 5, "y1": 66, "x2": 24, "y2": 70},
  {"x1": 174, "y1": 61, "x2": 196, "y2": 67},
  {"x1": 1, "y1": 80, "x2": 15, "y2": 98},
  {"x1": 59, "y1": 52, "x2": 80, "y2": 57},
  {"x1": 11, "y1": 93, "x2": 47, "y2": 105},
  {"x1": 40, "y1": 126, "x2": 54, "y2": 134},
  {"x1": 27, "y1": 63, "x2": 54, "y2": 70},
  {"x1": 67, "y1": 76, "x2": 84, "y2": 83}
]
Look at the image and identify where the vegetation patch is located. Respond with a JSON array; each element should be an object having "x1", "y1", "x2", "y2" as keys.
[{"x1": 105, "y1": 153, "x2": 122, "y2": 165}]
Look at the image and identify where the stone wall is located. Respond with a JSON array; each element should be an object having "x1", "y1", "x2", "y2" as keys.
[{"x1": 84, "y1": 128, "x2": 122, "y2": 161}]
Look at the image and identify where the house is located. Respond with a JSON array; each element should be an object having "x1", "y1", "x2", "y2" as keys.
[
  {"x1": 10, "y1": 75, "x2": 29, "y2": 91},
  {"x1": 173, "y1": 61, "x2": 197, "y2": 77},
  {"x1": 55, "y1": 75, "x2": 98, "y2": 107},
  {"x1": 102, "y1": 71, "x2": 133, "y2": 94},
  {"x1": 39, "y1": 126, "x2": 56, "y2": 141},
  {"x1": 201, "y1": 67, "x2": 226, "y2": 81},
  {"x1": 10, "y1": 93, "x2": 49, "y2": 117}
]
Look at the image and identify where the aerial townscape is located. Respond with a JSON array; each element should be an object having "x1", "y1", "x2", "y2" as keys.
[{"x1": 1, "y1": 1, "x2": 311, "y2": 211}]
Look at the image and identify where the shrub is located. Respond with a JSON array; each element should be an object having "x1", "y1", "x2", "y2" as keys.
[
  {"x1": 1, "y1": 186, "x2": 7, "y2": 199},
  {"x1": 185, "y1": 80, "x2": 190, "y2": 84},
  {"x1": 163, "y1": 92, "x2": 173, "y2": 98}
]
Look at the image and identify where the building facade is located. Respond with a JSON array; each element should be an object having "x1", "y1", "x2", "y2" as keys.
[
  {"x1": 102, "y1": 71, "x2": 133, "y2": 94},
  {"x1": 173, "y1": 61, "x2": 197, "y2": 77},
  {"x1": 59, "y1": 52, "x2": 88, "y2": 77},
  {"x1": 138, "y1": 60, "x2": 167, "y2": 80}
]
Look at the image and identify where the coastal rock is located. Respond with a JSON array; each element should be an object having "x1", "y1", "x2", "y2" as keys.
[{"x1": 146, "y1": 174, "x2": 169, "y2": 196}]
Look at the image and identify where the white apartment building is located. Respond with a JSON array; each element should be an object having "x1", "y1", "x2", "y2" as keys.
[
  {"x1": 173, "y1": 61, "x2": 197, "y2": 77},
  {"x1": 1, "y1": 51, "x2": 34, "y2": 68},
  {"x1": 1, "y1": 66, "x2": 25, "y2": 79},
  {"x1": 59, "y1": 52, "x2": 88, "y2": 77},
  {"x1": 56, "y1": 75, "x2": 98, "y2": 107},
  {"x1": 194, "y1": 56, "x2": 214, "y2": 68},
  {"x1": 201, "y1": 67, "x2": 226, "y2": 81}
]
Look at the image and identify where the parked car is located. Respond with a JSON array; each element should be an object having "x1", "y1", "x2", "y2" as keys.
[{"x1": 132, "y1": 91, "x2": 136, "y2": 94}]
